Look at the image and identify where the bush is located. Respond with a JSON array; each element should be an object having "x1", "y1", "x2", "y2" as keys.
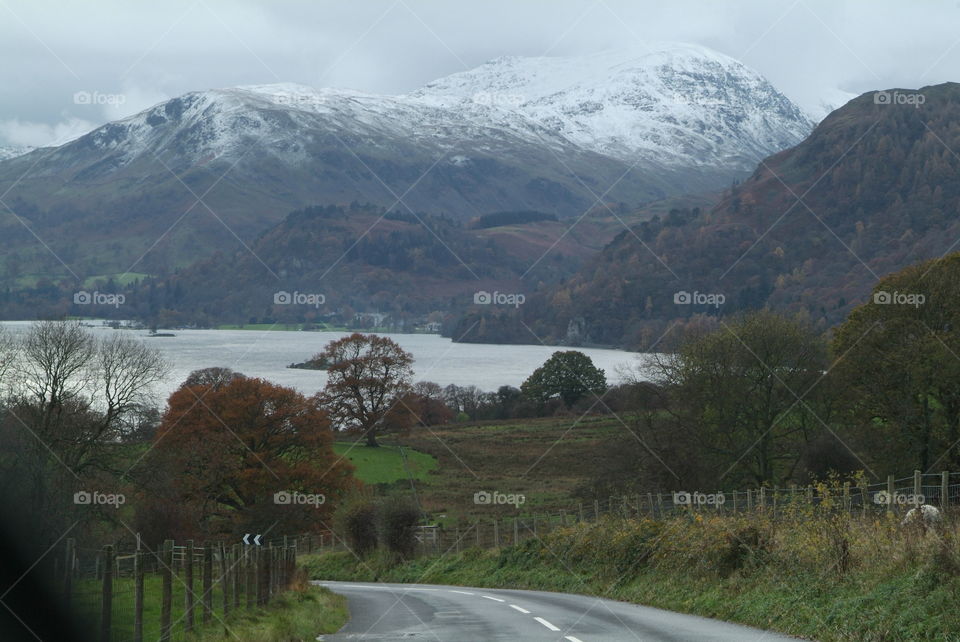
[
  {"x1": 379, "y1": 497, "x2": 421, "y2": 559},
  {"x1": 334, "y1": 496, "x2": 379, "y2": 556}
]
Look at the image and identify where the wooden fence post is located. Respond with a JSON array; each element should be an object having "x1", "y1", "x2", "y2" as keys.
[
  {"x1": 184, "y1": 540, "x2": 194, "y2": 633},
  {"x1": 942, "y1": 471, "x2": 950, "y2": 509},
  {"x1": 233, "y1": 544, "x2": 241, "y2": 610},
  {"x1": 202, "y1": 543, "x2": 212, "y2": 625},
  {"x1": 220, "y1": 543, "x2": 230, "y2": 618},
  {"x1": 578, "y1": 503, "x2": 584, "y2": 522},
  {"x1": 63, "y1": 538, "x2": 75, "y2": 608},
  {"x1": 256, "y1": 546, "x2": 266, "y2": 606},
  {"x1": 887, "y1": 475, "x2": 895, "y2": 513},
  {"x1": 133, "y1": 542, "x2": 144, "y2": 642},
  {"x1": 160, "y1": 540, "x2": 173, "y2": 642},
  {"x1": 914, "y1": 470, "x2": 922, "y2": 499},
  {"x1": 99, "y1": 545, "x2": 113, "y2": 642},
  {"x1": 268, "y1": 544, "x2": 273, "y2": 598},
  {"x1": 593, "y1": 499, "x2": 600, "y2": 521},
  {"x1": 246, "y1": 546, "x2": 255, "y2": 610},
  {"x1": 493, "y1": 520, "x2": 499, "y2": 548},
  {"x1": 513, "y1": 518, "x2": 519, "y2": 545}
]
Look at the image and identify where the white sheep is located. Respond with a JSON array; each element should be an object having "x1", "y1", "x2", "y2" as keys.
[{"x1": 901, "y1": 504, "x2": 943, "y2": 528}]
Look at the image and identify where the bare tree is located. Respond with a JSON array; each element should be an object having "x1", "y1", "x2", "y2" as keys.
[
  {"x1": 0, "y1": 321, "x2": 168, "y2": 543},
  {"x1": 316, "y1": 333, "x2": 413, "y2": 447}
]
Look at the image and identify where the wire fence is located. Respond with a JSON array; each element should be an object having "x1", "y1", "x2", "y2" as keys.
[
  {"x1": 49, "y1": 471, "x2": 960, "y2": 639},
  {"x1": 58, "y1": 533, "x2": 330, "y2": 642},
  {"x1": 408, "y1": 470, "x2": 960, "y2": 556}
]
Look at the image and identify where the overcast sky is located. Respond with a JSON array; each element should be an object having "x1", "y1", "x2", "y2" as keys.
[{"x1": 1, "y1": 0, "x2": 958, "y2": 147}]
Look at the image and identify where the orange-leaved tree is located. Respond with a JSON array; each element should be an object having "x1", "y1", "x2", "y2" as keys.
[{"x1": 141, "y1": 374, "x2": 356, "y2": 541}]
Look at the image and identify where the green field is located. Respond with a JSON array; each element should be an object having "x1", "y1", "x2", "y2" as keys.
[
  {"x1": 333, "y1": 441, "x2": 437, "y2": 485},
  {"x1": 82, "y1": 272, "x2": 151, "y2": 288}
]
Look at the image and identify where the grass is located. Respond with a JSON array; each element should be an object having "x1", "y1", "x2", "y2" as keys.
[
  {"x1": 333, "y1": 441, "x2": 437, "y2": 485},
  {"x1": 394, "y1": 415, "x2": 630, "y2": 521},
  {"x1": 303, "y1": 507, "x2": 960, "y2": 641},
  {"x1": 198, "y1": 585, "x2": 346, "y2": 641},
  {"x1": 82, "y1": 272, "x2": 151, "y2": 288},
  {"x1": 73, "y1": 571, "x2": 346, "y2": 641}
]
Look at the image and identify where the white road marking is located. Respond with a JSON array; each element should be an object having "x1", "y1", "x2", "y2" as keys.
[
  {"x1": 449, "y1": 590, "x2": 474, "y2": 595},
  {"x1": 509, "y1": 604, "x2": 531, "y2": 614},
  {"x1": 534, "y1": 617, "x2": 561, "y2": 632},
  {"x1": 338, "y1": 584, "x2": 436, "y2": 591},
  {"x1": 565, "y1": 636, "x2": 585, "y2": 642},
  {"x1": 481, "y1": 595, "x2": 506, "y2": 602}
]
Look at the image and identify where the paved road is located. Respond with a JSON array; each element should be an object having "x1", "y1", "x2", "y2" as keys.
[{"x1": 316, "y1": 581, "x2": 800, "y2": 641}]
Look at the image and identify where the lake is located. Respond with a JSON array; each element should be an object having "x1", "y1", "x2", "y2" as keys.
[{"x1": 1, "y1": 322, "x2": 649, "y2": 401}]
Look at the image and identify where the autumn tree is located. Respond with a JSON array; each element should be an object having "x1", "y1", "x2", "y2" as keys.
[
  {"x1": 316, "y1": 334, "x2": 414, "y2": 447},
  {"x1": 521, "y1": 350, "x2": 607, "y2": 408},
  {"x1": 143, "y1": 375, "x2": 355, "y2": 541},
  {"x1": 833, "y1": 253, "x2": 960, "y2": 473}
]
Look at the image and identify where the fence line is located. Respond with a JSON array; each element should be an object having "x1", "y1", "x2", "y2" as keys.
[
  {"x1": 405, "y1": 470, "x2": 960, "y2": 556},
  {"x1": 59, "y1": 534, "x2": 321, "y2": 642},
  {"x1": 52, "y1": 471, "x2": 960, "y2": 638}
]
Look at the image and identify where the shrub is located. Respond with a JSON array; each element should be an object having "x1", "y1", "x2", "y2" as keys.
[
  {"x1": 379, "y1": 497, "x2": 421, "y2": 559},
  {"x1": 334, "y1": 496, "x2": 379, "y2": 556}
]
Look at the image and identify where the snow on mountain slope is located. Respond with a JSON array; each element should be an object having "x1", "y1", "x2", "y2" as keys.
[
  {"x1": 69, "y1": 42, "x2": 810, "y2": 180},
  {"x1": 411, "y1": 43, "x2": 814, "y2": 170},
  {"x1": 0, "y1": 145, "x2": 32, "y2": 161}
]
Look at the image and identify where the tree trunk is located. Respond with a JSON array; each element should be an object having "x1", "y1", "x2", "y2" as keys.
[{"x1": 365, "y1": 427, "x2": 379, "y2": 447}]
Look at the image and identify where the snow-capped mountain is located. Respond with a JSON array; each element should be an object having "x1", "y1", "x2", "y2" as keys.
[
  {"x1": 0, "y1": 42, "x2": 813, "y2": 277},
  {"x1": 413, "y1": 43, "x2": 813, "y2": 171}
]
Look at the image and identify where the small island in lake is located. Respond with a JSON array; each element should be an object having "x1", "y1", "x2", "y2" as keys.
[{"x1": 287, "y1": 356, "x2": 329, "y2": 370}]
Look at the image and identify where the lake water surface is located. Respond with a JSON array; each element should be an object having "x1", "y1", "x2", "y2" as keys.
[{"x1": 1, "y1": 322, "x2": 648, "y2": 401}]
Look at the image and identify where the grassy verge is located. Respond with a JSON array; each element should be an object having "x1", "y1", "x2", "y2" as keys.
[
  {"x1": 74, "y1": 572, "x2": 346, "y2": 641},
  {"x1": 199, "y1": 585, "x2": 347, "y2": 641},
  {"x1": 304, "y1": 509, "x2": 960, "y2": 641}
]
